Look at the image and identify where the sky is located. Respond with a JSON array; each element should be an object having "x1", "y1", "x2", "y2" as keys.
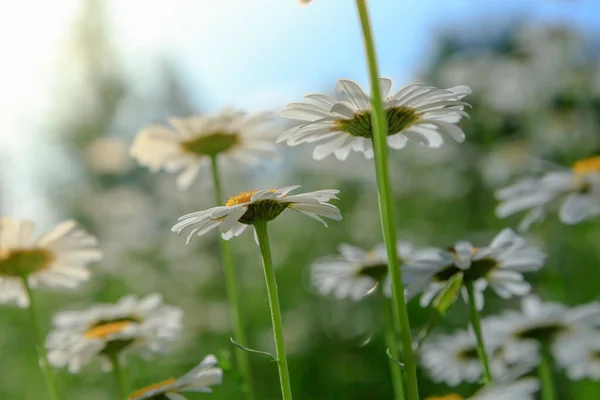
[{"x1": 0, "y1": 0, "x2": 599, "y2": 222}]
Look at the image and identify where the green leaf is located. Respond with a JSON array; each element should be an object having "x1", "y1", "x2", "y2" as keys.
[{"x1": 432, "y1": 272, "x2": 464, "y2": 315}]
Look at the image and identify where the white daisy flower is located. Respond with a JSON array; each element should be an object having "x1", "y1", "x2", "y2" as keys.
[
  {"x1": 131, "y1": 109, "x2": 278, "y2": 190},
  {"x1": 425, "y1": 379, "x2": 540, "y2": 400},
  {"x1": 277, "y1": 78, "x2": 470, "y2": 160},
  {"x1": 403, "y1": 228, "x2": 545, "y2": 310},
  {"x1": 172, "y1": 185, "x2": 342, "y2": 242},
  {"x1": 496, "y1": 156, "x2": 600, "y2": 230},
  {"x1": 128, "y1": 354, "x2": 222, "y2": 399},
  {"x1": 46, "y1": 293, "x2": 183, "y2": 373},
  {"x1": 0, "y1": 218, "x2": 102, "y2": 308},
  {"x1": 492, "y1": 295, "x2": 600, "y2": 364},
  {"x1": 311, "y1": 241, "x2": 414, "y2": 300},
  {"x1": 555, "y1": 332, "x2": 600, "y2": 380}
]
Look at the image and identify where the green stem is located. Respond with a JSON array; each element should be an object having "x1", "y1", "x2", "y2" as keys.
[
  {"x1": 210, "y1": 156, "x2": 255, "y2": 400},
  {"x1": 381, "y1": 290, "x2": 406, "y2": 400},
  {"x1": 107, "y1": 352, "x2": 127, "y2": 400},
  {"x1": 254, "y1": 220, "x2": 293, "y2": 400},
  {"x1": 354, "y1": 1, "x2": 419, "y2": 399},
  {"x1": 22, "y1": 277, "x2": 61, "y2": 400},
  {"x1": 465, "y1": 281, "x2": 493, "y2": 384},
  {"x1": 539, "y1": 344, "x2": 556, "y2": 400}
]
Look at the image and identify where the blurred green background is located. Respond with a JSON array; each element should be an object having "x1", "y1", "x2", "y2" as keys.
[{"x1": 1, "y1": 0, "x2": 600, "y2": 399}]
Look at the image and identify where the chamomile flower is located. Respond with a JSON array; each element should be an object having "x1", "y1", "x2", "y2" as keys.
[
  {"x1": 555, "y1": 332, "x2": 600, "y2": 380},
  {"x1": 311, "y1": 241, "x2": 413, "y2": 300},
  {"x1": 0, "y1": 218, "x2": 102, "y2": 308},
  {"x1": 131, "y1": 109, "x2": 278, "y2": 190},
  {"x1": 46, "y1": 293, "x2": 183, "y2": 373},
  {"x1": 172, "y1": 186, "x2": 341, "y2": 242},
  {"x1": 426, "y1": 379, "x2": 539, "y2": 400},
  {"x1": 128, "y1": 354, "x2": 222, "y2": 399},
  {"x1": 496, "y1": 156, "x2": 600, "y2": 229},
  {"x1": 403, "y1": 228, "x2": 545, "y2": 310},
  {"x1": 278, "y1": 78, "x2": 470, "y2": 160}
]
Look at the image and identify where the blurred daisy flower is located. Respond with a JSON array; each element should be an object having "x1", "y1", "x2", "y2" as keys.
[
  {"x1": 426, "y1": 378, "x2": 539, "y2": 400},
  {"x1": 172, "y1": 186, "x2": 341, "y2": 242},
  {"x1": 278, "y1": 78, "x2": 470, "y2": 160},
  {"x1": 46, "y1": 293, "x2": 183, "y2": 373},
  {"x1": 403, "y1": 228, "x2": 545, "y2": 310},
  {"x1": 128, "y1": 354, "x2": 222, "y2": 399},
  {"x1": 0, "y1": 218, "x2": 102, "y2": 307},
  {"x1": 496, "y1": 156, "x2": 600, "y2": 230},
  {"x1": 131, "y1": 109, "x2": 278, "y2": 190},
  {"x1": 555, "y1": 332, "x2": 600, "y2": 380},
  {"x1": 311, "y1": 241, "x2": 413, "y2": 300}
]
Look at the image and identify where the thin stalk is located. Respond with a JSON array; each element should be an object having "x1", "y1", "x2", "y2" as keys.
[
  {"x1": 107, "y1": 352, "x2": 127, "y2": 400},
  {"x1": 22, "y1": 277, "x2": 61, "y2": 400},
  {"x1": 465, "y1": 281, "x2": 493, "y2": 384},
  {"x1": 254, "y1": 220, "x2": 293, "y2": 400},
  {"x1": 380, "y1": 289, "x2": 406, "y2": 400},
  {"x1": 210, "y1": 156, "x2": 255, "y2": 400},
  {"x1": 354, "y1": 1, "x2": 419, "y2": 399},
  {"x1": 539, "y1": 344, "x2": 556, "y2": 400}
]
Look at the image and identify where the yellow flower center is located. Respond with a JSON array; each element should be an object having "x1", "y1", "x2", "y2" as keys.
[
  {"x1": 128, "y1": 377, "x2": 176, "y2": 399},
  {"x1": 426, "y1": 395, "x2": 464, "y2": 400},
  {"x1": 180, "y1": 132, "x2": 239, "y2": 157},
  {"x1": 0, "y1": 248, "x2": 54, "y2": 277},
  {"x1": 226, "y1": 190, "x2": 259, "y2": 207},
  {"x1": 84, "y1": 321, "x2": 132, "y2": 339},
  {"x1": 573, "y1": 156, "x2": 600, "y2": 177}
]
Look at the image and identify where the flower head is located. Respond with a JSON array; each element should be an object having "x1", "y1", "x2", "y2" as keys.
[
  {"x1": 172, "y1": 186, "x2": 341, "y2": 242},
  {"x1": 403, "y1": 229, "x2": 545, "y2": 310},
  {"x1": 128, "y1": 354, "x2": 222, "y2": 399},
  {"x1": 131, "y1": 109, "x2": 278, "y2": 190},
  {"x1": 555, "y1": 332, "x2": 600, "y2": 380},
  {"x1": 0, "y1": 218, "x2": 102, "y2": 307},
  {"x1": 46, "y1": 293, "x2": 183, "y2": 373},
  {"x1": 470, "y1": 378, "x2": 539, "y2": 400},
  {"x1": 496, "y1": 156, "x2": 600, "y2": 230},
  {"x1": 311, "y1": 242, "x2": 413, "y2": 300},
  {"x1": 278, "y1": 78, "x2": 470, "y2": 160}
]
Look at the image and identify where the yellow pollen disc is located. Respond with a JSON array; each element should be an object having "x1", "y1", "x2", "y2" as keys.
[
  {"x1": 84, "y1": 321, "x2": 132, "y2": 339},
  {"x1": 225, "y1": 189, "x2": 277, "y2": 207},
  {"x1": 128, "y1": 378, "x2": 176, "y2": 399},
  {"x1": 573, "y1": 156, "x2": 600, "y2": 176},
  {"x1": 426, "y1": 395, "x2": 464, "y2": 400}
]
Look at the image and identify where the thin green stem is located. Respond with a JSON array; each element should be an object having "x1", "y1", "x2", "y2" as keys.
[
  {"x1": 210, "y1": 156, "x2": 255, "y2": 400},
  {"x1": 465, "y1": 281, "x2": 493, "y2": 384},
  {"x1": 380, "y1": 290, "x2": 406, "y2": 400},
  {"x1": 354, "y1": 1, "x2": 419, "y2": 399},
  {"x1": 22, "y1": 277, "x2": 61, "y2": 400},
  {"x1": 107, "y1": 352, "x2": 127, "y2": 400},
  {"x1": 254, "y1": 220, "x2": 293, "y2": 400},
  {"x1": 539, "y1": 344, "x2": 556, "y2": 400}
]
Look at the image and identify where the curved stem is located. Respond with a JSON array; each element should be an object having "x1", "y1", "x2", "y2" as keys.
[
  {"x1": 539, "y1": 344, "x2": 556, "y2": 400},
  {"x1": 465, "y1": 281, "x2": 493, "y2": 384},
  {"x1": 210, "y1": 156, "x2": 255, "y2": 400},
  {"x1": 254, "y1": 220, "x2": 293, "y2": 400},
  {"x1": 354, "y1": 1, "x2": 419, "y2": 399},
  {"x1": 107, "y1": 352, "x2": 127, "y2": 400},
  {"x1": 381, "y1": 290, "x2": 406, "y2": 400},
  {"x1": 22, "y1": 277, "x2": 61, "y2": 400}
]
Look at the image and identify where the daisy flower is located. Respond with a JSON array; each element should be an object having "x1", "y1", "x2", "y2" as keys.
[
  {"x1": 496, "y1": 156, "x2": 600, "y2": 229},
  {"x1": 128, "y1": 354, "x2": 222, "y2": 400},
  {"x1": 46, "y1": 293, "x2": 183, "y2": 373},
  {"x1": 277, "y1": 78, "x2": 470, "y2": 160},
  {"x1": 403, "y1": 228, "x2": 545, "y2": 310},
  {"x1": 555, "y1": 332, "x2": 600, "y2": 380},
  {"x1": 491, "y1": 295, "x2": 600, "y2": 364},
  {"x1": 0, "y1": 218, "x2": 102, "y2": 308},
  {"x1": 131, "y1": 109, "x2": 278, "y2": 190},
  {"x1": 172, "y1": 185, "x2": 342, "y2": 242},
  {"x1": 426, "y1": 379, "x2": 539, "y2": 400},
  {"x1": 311, "y1": 241, "x2": 414, "y2": 300}
]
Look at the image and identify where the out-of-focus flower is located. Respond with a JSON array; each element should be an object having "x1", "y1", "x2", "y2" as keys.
[
  {"x1": 278, "y1": 78, "x2": 470, "y2": 160},
  {"x1": 131, "y1": 110, "x2": 278, "y2": 190},
  {"x1": 172, "y1": 186, "x2": 341, "y2": 242},
  {"x1": 403, "y1": 229, "x2": 545, "y2": 310},
  {"x1": 298, "y1": 0, "x2": 312, "y2": 5},
  {"x1": 555, "y1": 332, "x2": 600, "y2": 380},
  {"x1": 426, "y1": 378, "x2": 539, "y2": 399},
  {"x1": 85, "y1": 137, "x2": 134, "y2": 174},
  {"x1": 128, "y1": 354, "x2": 222, "y2": 399},
  {"x1": 46, "y1": 294, "x2": 183, "y2": 373},
  {"x1": 311, "y1": 242, "x2": 413, "y2": 300},
  {"x1": 0, "y1": 219, "x2": 102, "y2": 307},
  {"x1": 496, "y1": 156, "x2": 600, "y2": 229}
]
